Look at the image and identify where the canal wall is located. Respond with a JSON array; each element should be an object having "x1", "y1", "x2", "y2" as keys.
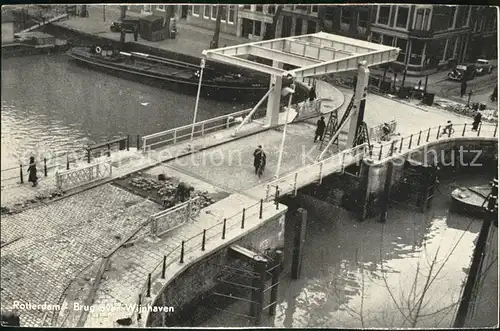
[{"x1": 146, "y1": 210, "x2": 286, "y2": 327}]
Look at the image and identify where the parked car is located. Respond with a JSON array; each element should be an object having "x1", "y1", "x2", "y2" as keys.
[
  {"x1": 474, "y1": 59, "x2": 495, "y2": 75},
  {"x1": 448, "y1": 64, "x2": 476, "y2": 81},
  {"x1": 110, "y1": 17, "x2": 140, "y2": 33}
]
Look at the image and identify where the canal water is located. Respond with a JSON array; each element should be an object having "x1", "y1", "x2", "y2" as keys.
[
  {"x1": 182, "y1": 171, "x2": 496, "y2": 328},
  {"x1": 1, "y1": 54, "x2": 254, "y2": 169}
]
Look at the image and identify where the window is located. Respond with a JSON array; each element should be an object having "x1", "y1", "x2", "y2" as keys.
[
  {"x1": 341, "y1": 7, "x2": 352, "y2": 24},
  {"x1": 325, "y1": 6, "x2": 334, "y2": 21},
  {"x1": 156, "y1": 5, "x2": 165, "y2": 11},
  {"x1": 378, "y1": 6, "x2": 390, "y2": 25},
  {"x1": 192, "y1": 5, "x2": 201, "y2": 16},
  {"x1": 383, "y1": 35, "x2": 394, "y2": 47},
  {"x1": 204, "y1": 5, "x2": 210, "y2": 18},
  {"x1": 268, "y1": 5, "x2": 275, "y2": 15},
  {"x1": 220, "y1": 6, "x2": 227, "y2": 22},
  {"x1": 414, "y1": 8, "x2": 431, "y2": 30},
  {"x1": 243, "y1": 5, "x2": 250, "y2": 10},
  {"x1": 256, "y1": 5, "x2": 263, "y2": 12},
  {"x1": 358, "y1": 7, "x2": 369, "y2": 28},
  {"x1": 456, "y1": 7, "x2": 468, "y2": 28},
  {"x1": 228, "y1": 5, "x2": 235, "y2": 24},
  {"x1": 307, "y1": 20, "x2": 317, "y2": 33},
  {"x1": 396, "y1": 38, "x2": 407, "y2": 63},
  {"x1": 396, "y1": 6, "x2": 409, "y2": 29},
  {"x1": 211, "y1": 5, "x2": 217, "y2": 20},
  {"x1": 371, "y1": 32, "x2": 382, "y2": 43},
  {"x1": 311, "y1": 5, "x2": 318, "y2": 14},
  {"x1": 448, "y1": 6, "x2": 456, "y2": 28},
  {"x1": 296, "y1": 5, "x2": 308, "y2": 11},
  {"x1": 254, "y1": 20, "x2": 262, "y2": 36},
  {"x1": 409, "y1": 40, "x2": 425, "y2": 65}
]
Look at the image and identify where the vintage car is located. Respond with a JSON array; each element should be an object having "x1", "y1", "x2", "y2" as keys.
[
  {"x1": 474, "y1": 59, "x2": 495, "y2": 75},
  {"x1": 110, "y1": 17, "x2": 140, "y2": 33},
  {"x1": 447, "y1": 64, "x2": 476, "y2": 81}
]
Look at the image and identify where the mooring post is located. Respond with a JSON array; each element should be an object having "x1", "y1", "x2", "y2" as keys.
[
  {"x1": 221, "y1": 218, "x2": 226, "y2": 239},
  {"x1": 250, "y1": 256, "x2": 267, "y2": 325},
  {"x1": 19, "y1": 164, "x2": 24, "y2": 184},
  {"x1": 66, "y1": 152, "x2": 70, "y2": 170},
  {"x1": 201, "y1": 229, "x2": 206, "y2": 251},
  {"x1": 127, "y1": 135, "x2": 130, "y2": 151},
  {"x1": 379, "y1": 160, "x2": 394, "y2": 222},
  {"x1": 146, "y1": 273, "x2": 151, "y2": 297},
  {"x1": 291, "y1": 208, "x2": 308, "y2": 280},
  {"x1": 259, "y1": 199, "x2": 263, "y2": 219},
  {"x1": 269, "y1": 250, "x2": 283, "y2": 316},
  {"x1": 44, "y1": 158, "x2": 48, "y2": 177}
]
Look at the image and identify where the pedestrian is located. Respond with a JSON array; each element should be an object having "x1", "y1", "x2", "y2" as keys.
[
  {"x1": 27, "y1": 156, "x2": 37, "y2": 187},
  {"x1": 472, "y1": 111, "x2": 482, "y2": 131},
  {"x1": 253, "y1": 145, "x2": 264, "y2": 175},
  {"x1": 442, "y1": 120, "x2": 454, "y2": 136},
  {"x1": 175, "y1": 182, "x2": 194, "y2": 203},
  {"x1": 314, "y1": 116, "x2": 326, "y2": 142},
  {"x1": 309, "y1": 84, "x2": 317, "y2": 102},
  {"x1": 257, "y1": 149, "x2": 267, "y2": 178}
]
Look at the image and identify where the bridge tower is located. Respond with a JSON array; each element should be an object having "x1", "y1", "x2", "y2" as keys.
[{"x1": 346, "y1": 60, "x2": 370, "y2": 147}]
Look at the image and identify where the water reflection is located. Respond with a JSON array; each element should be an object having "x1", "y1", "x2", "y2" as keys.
[
  {"x1": 1, "y1": 54, "x2": 252, "y2": 169},
  {"x1": 200, "y1": 174, "x2": 488, "y2": 328}
]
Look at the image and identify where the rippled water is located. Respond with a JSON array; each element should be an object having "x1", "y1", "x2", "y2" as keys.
[
  {"x1": 1, "y1": 54, "x2": 253, "y2": 169},
  {"x1": 197, "y1": 172, "x2": 494, "y2": 328}
]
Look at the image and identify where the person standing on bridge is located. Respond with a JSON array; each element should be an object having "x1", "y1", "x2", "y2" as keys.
[
  {"x1": 27, "y1": 156, "x2": 38, "y2": 187},
  {"x1": 314, "y1": 116, "x2": 326, "y2": 142},
  {"x1": 472, "y1": 111, "x2": 482, "y2": 131},
  {"x1": 253, "y1": 145, "x2": 264, "y2": 175}
]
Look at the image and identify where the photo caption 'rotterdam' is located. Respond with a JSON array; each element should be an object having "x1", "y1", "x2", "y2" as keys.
[{"x1": 12, "y1": 301, "x2": 175, "y2": 313}]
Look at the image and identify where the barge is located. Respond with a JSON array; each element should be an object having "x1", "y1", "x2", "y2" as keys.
[{"x1": 66, "y1": 45, "x2": 269, "y2": 101}]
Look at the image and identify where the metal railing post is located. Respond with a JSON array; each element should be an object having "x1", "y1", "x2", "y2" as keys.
[
  {"x1": 222, "y1": 218, "x2": 226, "y2": 239},
  {"x1": 378, "y1": 145, "x2": 383, "y2": 160},
  {"x1": 66, "y1": 152, "x2": 70, "y2": 170},
  {"x1": 201, "y1": 229, "x2": 206, "y2": 251},
  {"x1": 107, "y1": 144, "x2": 111, "y2": 157},
  {"x1": 390, "y1": 141, "x2": 396, "y2": 156},
  {"x1": 408, "y1": 134, "x2": 413, "y2": 149},
  {"x1": 87, "y1": 149, "x2": 91, "y2": 163},
  {"x1": 448, "y1": 127, "x2": 452, "y2": 138},
  {"x1": 44, "y1": 158, "x2": 48, "y2": 177},
  {"x1": 265, "y1": 185, "x2": 270, "y2": 202},
  {"x1": 426, "y1": 127, "x2": 431, "y2": 142},
  {"x1": 462, "y1": 124, "x2": 467, "y2": 136},
  {"x1": 477, "y1": 123, "x2": 482, "y2": 136},
  {"x1": 259, "y1": 199, "x2": 263, "y2": 219},
  {"x1": 241, "y1": 208, "x2": 246, "y2": 229},
  {"x1": 161, "y1": 255, "x2": 166, "y2": 279},
  {"x1": 417, "y1": 130, "x2": 422, "y2": 145},
  {"x1": 494, "y1": 125, "x2": 498, "y2": 138},
  {"x1": 436, "y1": 125, "x2": 441, "y2": 139},
  {"x1": 19, "y1": 164, "x2": 24, "y2": 184},
  {"x1": 293, "y1": 173, "x2": 298, "y2": 196},
  {"x1": 399, "y1": 138, "x2": 404, "y2": 153},
  {"x1": 146, "y1": 273, "x2": 151, "y2": 297},
  {"x1": 127, "y1": 135, "x2": 130, "y2": 151},
  {"x1": 137, "y1": 134, "x2": 140, "y2": 150},
  {"x1": 275, "y1": 187, "x2": 280, "y2": 210},
  {"x1": 180, "y1": 240, "x2": 185, "y2": 263},
  {"x1": 201, "y1": 122, "x2": 205, "y2": 136},
  {"x1": 173, "y1": 130, "x2": 177, "y2": 144}
]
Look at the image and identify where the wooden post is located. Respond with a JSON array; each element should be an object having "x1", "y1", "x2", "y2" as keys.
[{"x1": 291, "y1": 208, "x2": 307, "y2": 279}]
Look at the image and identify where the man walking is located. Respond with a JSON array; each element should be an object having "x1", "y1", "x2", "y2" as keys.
[
  {"x1": 472, "y1": 111, "x2": 482, "y2": 131},
  {"x1": 253, "y1": 145, "x2": 264, "y2": 175},
  {"x1": 314, "y1": 116, "x2": 326, "y2": 142}
]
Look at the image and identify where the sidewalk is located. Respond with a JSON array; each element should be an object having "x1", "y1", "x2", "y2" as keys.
[{"x1": 53, "y1": 5, "x2": 248, "y2": 60}]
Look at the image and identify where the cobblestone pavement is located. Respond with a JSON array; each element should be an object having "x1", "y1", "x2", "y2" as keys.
[{"x1": 0, "y1": 184, "x2": 160, "y2": 327}]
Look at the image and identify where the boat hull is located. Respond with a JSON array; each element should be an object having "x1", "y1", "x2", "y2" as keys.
[
  {"x1": 450, "y1": 186, "x2": 490, "y2": 216},
  {"x1": 67, "y1": 49, "x2": 269, "y2": 102}
]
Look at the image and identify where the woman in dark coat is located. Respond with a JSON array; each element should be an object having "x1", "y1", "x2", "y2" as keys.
[
  {"x1": 27, "y1": 156, "x2": 37, "y2": 187},
  {"x1": 253, "y1": 145, "x2": 263, "y2": 174}
]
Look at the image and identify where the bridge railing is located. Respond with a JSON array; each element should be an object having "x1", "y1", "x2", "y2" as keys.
[
  {"x1": 369, "y1": 122, "x2": 498, "y2": 162},
  {"x1": 141, "y1": 108, "x2": 266, "y2": 152},
  {"x1": 149, "y1": 197, "x2": 201, "y2": 237},
  {"x1": 55, "y1": 159, "x2": 112, "y2": 191},
  {"x1": 264, "y1": 143, "x2": 368, "y2": 202},
  {"x1": 136, "y1": 198, "x2": 279, "y2": 323}
]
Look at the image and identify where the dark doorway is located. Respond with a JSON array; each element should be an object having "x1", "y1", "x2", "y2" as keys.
[
  {"x1": 282, "y1": 15, "x2": 292, "y2": 38},
  {"x1": 181, "y1": 5, "x2": 188, "y2": 19},
  {"x1": 307, "y1": 20, "x2": 317, "y2": 34},
  {"x1": 242, "y1": 18, "x2": 252, "y2": 38},
  {"x1": 295, "y1": 18, "x2": 302, "y2": 36}
]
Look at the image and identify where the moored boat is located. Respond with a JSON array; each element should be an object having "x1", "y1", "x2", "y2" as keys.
[
  {"x1": 66, "y1": 45, "x2": 269, "y2": 101},
  {"x1": 450, "y1": 185, "x2": 490, "y2": 215}
]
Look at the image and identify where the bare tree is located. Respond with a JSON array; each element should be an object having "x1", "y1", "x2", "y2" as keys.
[
  {"x1": 210, "y1": 5, "x2": 223, "y2": 48},
  {"x1": 263, "y1": 5, "x2": 283, "y2": 41}
]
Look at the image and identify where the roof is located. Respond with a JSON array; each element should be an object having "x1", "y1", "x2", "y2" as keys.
[
  {"x1": 203, "y1": 32, "x2": 400, "y2": 79},
  {"x1": 139, "y1": 15, "x2": 164, "y2": 23}
]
